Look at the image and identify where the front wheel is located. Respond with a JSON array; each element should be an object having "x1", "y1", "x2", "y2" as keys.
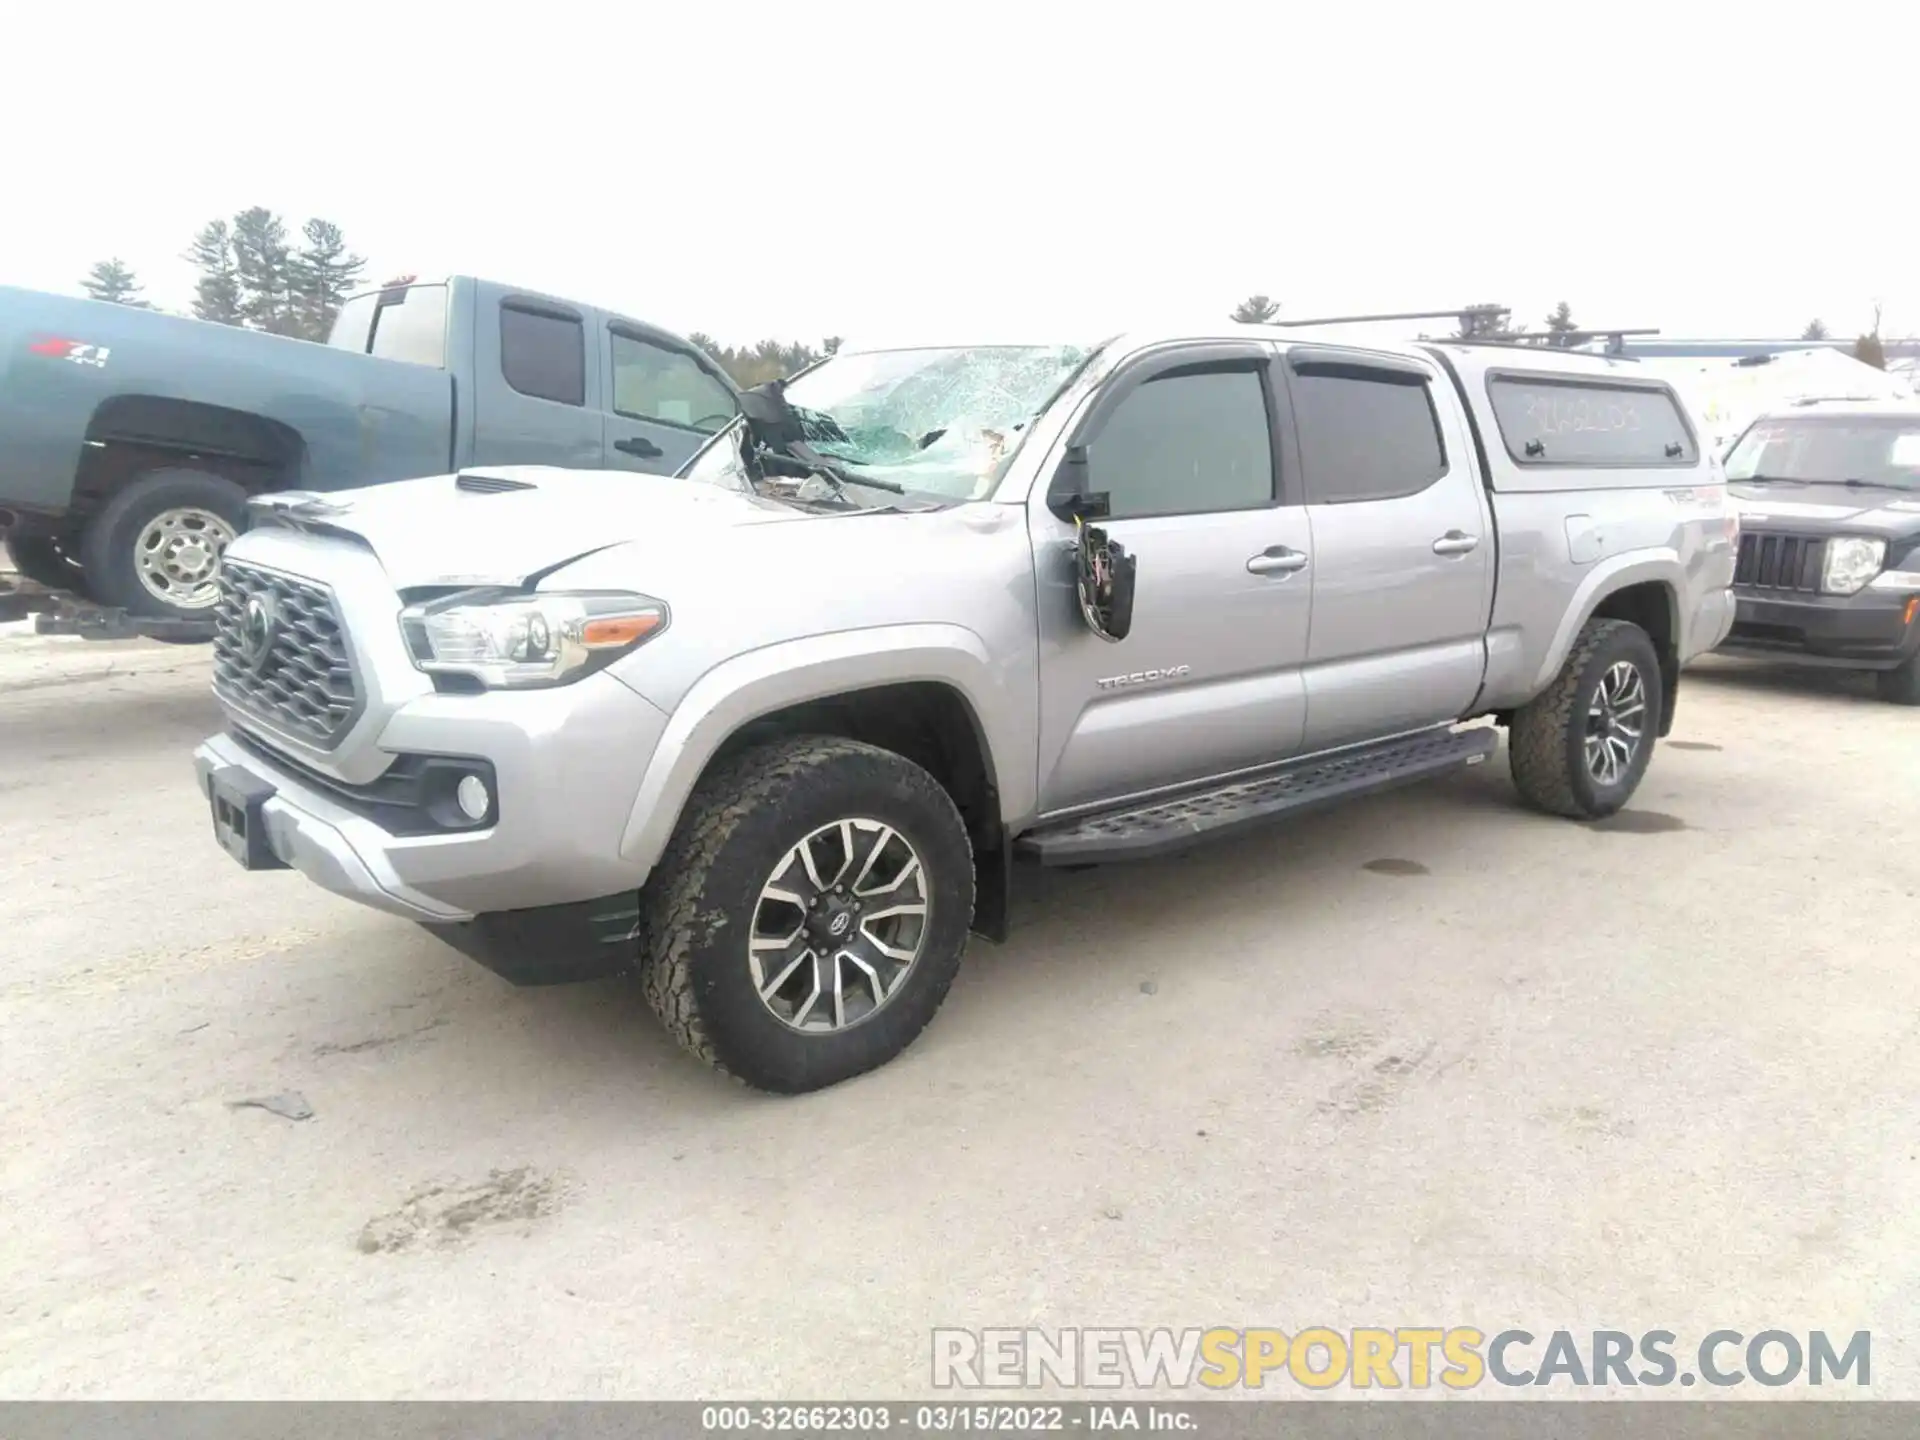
[
  {"x1": 640, "y1": 735, "x2": 975, "y2": 1094},
  {"x1": 1509, "y1": 618, "x2": 1665, "y2": 820},
  {"x1": 79, "y1": 468, "x2": 247, "y2": 620}
]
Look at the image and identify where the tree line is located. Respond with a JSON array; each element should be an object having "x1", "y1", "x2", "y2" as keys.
[
  {"x1": 82, "y1": 207, "x2": 367, "y2": 342},
  {"x1": 80, "y1": 225, "x2": 839, "y2": 384},
  {"x1": 686, "y1": 335, "x2": 845, "y2": 388},
  {"x1": 71, "y1": 257, "x2": 1899, "y2": 378}
]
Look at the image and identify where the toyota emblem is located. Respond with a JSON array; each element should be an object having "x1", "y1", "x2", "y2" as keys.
[{"x1": 240, "y1": 594, "x2": 279, "y2": 669}]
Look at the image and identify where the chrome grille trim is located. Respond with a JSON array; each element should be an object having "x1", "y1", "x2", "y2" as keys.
[{"x1": 211, "y1": 559, "x2": 364, "y2": 750}]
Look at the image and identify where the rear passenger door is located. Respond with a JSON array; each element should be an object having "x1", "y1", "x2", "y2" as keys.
[
  {"x1": 601, "y1": 323, "x2": 740, "y2": 475},
  {"x1": 471, "y1": 298, "x2": 605, "y2": 471},
  {"x1": 1282, "y1": 346, "x2": 1495, "y2": 753}
]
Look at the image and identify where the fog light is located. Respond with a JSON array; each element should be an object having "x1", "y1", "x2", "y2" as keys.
[{"x1": 455, "y1": 774, "x2": 491, "y2": 822}]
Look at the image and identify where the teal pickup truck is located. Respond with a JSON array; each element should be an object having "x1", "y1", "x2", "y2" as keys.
[{"x1": 0, "y1": 276, "x2": 741, "y2": 624}]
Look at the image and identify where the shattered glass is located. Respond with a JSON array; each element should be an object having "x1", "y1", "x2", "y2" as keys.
[{"x1": 778, "y1": 345, "x2": 1098, "y2": 502}]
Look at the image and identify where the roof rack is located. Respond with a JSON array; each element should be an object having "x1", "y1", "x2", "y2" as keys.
[
  {"x1": 1426, "y1": 326, "x2": 1660, "y2": 357},
  {"x1": 1520, "y1": 327, "x2": 1660, "y2": 345},
  {"x1": 1268, "y1": 306, "x2": 1509, "y2": 329}
]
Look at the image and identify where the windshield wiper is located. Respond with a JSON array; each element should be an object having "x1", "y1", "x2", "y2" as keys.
[
  {"x1": 737, "y1": 379, "x2": 906, "y2": 499},
  {"x1": 790, "y1": 448, "x2": 907, "y2": 497}
]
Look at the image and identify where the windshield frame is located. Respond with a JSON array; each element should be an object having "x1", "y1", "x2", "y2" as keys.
[{"x1": 1724, "y1": 411, "x2": 1920, "y2": 491}]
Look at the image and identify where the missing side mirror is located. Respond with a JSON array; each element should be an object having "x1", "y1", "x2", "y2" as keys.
[
  {"x1": 1051, "y1": 444, "x2": 1134, "y2": 642},
  {"x1": 1074, "y1": 520, "x2": 1137, "y2": 644}
]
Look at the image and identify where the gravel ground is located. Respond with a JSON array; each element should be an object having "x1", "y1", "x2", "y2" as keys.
[{"x1": 1, "y1": 640, "x2": 1916, "y2": 1400}]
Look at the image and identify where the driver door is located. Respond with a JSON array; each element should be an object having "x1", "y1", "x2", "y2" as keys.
[
  {"x1": 601, "y1": 322, "x2": 741, "y2": 475},
  {"x1": 1030, "y1": 341, "x2": 1314, "y2": 816}
]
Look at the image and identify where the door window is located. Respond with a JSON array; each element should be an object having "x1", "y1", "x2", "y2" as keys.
[
  {"x1": 610, "y1": 331, "x2": 738, "y2": 432},
  {"x1": 1083, "y1": 367, "x2": 1275, "y2": 520},
  {"x1": 500, "y1": 305, "x2": 586, "y2": 406},
  {"x1": 1292, "y1": 365, "x2": 1448, "y2": 505}
]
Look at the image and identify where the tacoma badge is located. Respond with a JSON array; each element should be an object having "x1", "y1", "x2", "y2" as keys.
[{"x1": 1096, "y1": 665, "x2": 1192, "y2": 691}]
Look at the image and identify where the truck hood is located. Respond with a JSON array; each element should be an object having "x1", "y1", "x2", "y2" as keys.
[
  {"x1": 1727, "y1": 480, "x2": 1920, "y2": 536},
  {"x1": 249, "y1": 466, "x2": 807, "y2": 588}
]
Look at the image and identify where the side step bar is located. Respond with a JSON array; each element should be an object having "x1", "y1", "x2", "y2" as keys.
[{"x1": 1017, "y1": 725, "x2": 1500, "y2": 866}]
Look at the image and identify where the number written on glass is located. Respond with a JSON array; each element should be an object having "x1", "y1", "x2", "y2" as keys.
[{"x1": 1521, "y1": 390, "x2": 1641, "y2": 436}]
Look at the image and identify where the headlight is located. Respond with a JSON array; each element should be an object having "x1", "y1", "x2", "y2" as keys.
[
  {"x1": 399, "y1": 589, "x2": 668, "y2": 689},
  {"x1": 1821, "y1": 537, "x2": 1887, "y2": 596}
]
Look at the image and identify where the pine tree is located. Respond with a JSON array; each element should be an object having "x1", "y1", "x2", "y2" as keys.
[
  {"x1": 81, "y1": 258, "x2": 151, "y2": 307},
  {"x1": 1801, "y1": 319, "x2": 1830, "y2": 341},
  {"x1": 184, "y1": 220, "x2": 244, "y2": 325},
  {"x1": 1230, "y1": 295, "x2": 1280, "y2": 324},
  {"x1": 229, "y1": 207, "x2": 297, "y2": 334},
  {"x1": 287, "y1": 218, "x2": 366, "y2": 341},
  {"x1": 1854, "y1": 304, "x2": 1887, "y2": 370},
  {"x1": 1544, "y1": 301, "x2": 1581, "y2": 347},
  {"x1": 822, "y1": 336, "x2": 843, "y2": 355},
  {"x1": 1455, "y1": 303, "x2": 1513, "y2": 338}
]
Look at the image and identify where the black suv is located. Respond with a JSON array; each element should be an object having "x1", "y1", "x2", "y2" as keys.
[{"x1": 1719, "y1": 400, "x2": 1920, "y2": 703}]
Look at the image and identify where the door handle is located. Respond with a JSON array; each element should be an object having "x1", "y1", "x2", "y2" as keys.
[
  {"x1": 1246, "y1": 546, "x2": 1309, "y2": 576},
  {"x1": 615, "y1": 436, "x2": 664, "y2": 458},
  {"x1": 1431, "y1": 531, "x2": 1479, "y2": 556}
]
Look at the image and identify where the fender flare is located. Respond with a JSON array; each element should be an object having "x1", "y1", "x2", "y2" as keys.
[
  {"x1": 1529, "y1": 549, "x2": 1684, "y2": 695},
  {"x1": 617, "y1": 623, "x2": 1025, "y2": 875}
]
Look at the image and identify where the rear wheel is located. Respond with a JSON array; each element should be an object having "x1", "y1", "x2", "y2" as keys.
[
  {"x1": 1509, "y1": 618, "x2": 1664, "y2": 820},
  {"x1": 1878, "y1": 653, "x2": 1920, "y2": 706},
  {"x1": 640, "y1": 735, "x2": 975, "y2": 1094},
  {"x1": 79, "y1": 468, "x2": 247, "y2": 620},
  {"x1": 3, "y1": 535, "x2": 91, "y2": 597}
]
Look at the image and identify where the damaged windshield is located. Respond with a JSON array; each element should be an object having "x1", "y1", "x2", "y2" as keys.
[{"x1": 679, "y1": 343, "x2": 1098, "y2": 507}]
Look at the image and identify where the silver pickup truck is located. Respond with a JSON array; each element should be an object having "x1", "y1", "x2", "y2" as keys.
[{"x1": 192, "y1": 322, "x2": 1738, "y2": 1092}]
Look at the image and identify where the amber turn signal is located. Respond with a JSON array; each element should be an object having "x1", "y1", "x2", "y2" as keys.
[{"x1": 582, "y1": 612, "x2": 665, "y2": 649}]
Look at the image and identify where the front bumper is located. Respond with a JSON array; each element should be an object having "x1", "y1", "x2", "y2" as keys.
[
  {"x1": 1719, "y1": 587, "x2": 1920, "y2": 670},
  {"x1": 192, "y1": 671, "x2": 672, "y2": 922}
]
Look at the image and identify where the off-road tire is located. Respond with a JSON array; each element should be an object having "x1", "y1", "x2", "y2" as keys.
[
  {"x1": 79, "y1": 468, "x2": 248, "y2": 620},
  {"x1": 639, "y1": 735, "x2": 975, "y2": 1094},
  {"x1": 1878, "y1": 653, "x2": 1920, "y2": 706},
  {"x1": 1509, "y1": 618, "x2": 1664, "y2": 820},
  {"x1": 3, "y1": 535, "x2": 91, "y2": 598}
]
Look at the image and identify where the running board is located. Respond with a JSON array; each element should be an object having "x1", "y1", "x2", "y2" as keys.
[{"x1": 1017, "y1": 726, "x2": 1499, "y2": 866}]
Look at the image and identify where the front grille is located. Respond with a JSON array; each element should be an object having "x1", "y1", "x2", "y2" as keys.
[
  {"x1": 212, "y1": 559, "x2": 361, "y2": 748},
  {"x1": 1734, "y1": 532, "x2": 1823, "y2": 593}
]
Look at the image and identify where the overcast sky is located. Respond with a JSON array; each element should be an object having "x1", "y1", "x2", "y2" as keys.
[{"x1": 9, "y1": 1, "x2": 1917, "y2": 349}]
